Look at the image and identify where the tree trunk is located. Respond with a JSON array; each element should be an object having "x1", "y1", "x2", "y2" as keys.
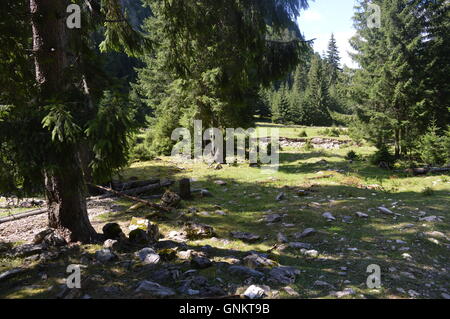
[{"x1": 31, "y1": 0, "x2": 97, "y2": 242}]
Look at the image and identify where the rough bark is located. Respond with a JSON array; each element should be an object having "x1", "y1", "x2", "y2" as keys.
[{"x1": 31, "y1": 0, "x2": 97, "y2": 242}]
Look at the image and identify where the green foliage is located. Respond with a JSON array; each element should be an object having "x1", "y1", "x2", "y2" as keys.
[
  {"x1": 299, "y1": 130, "x2": 308, "y2": 138},
  {"x1": 345, "y1": 150, "x2": 360, "y2": 161},
  {"x1": 418, "y1": 125, "x2": 449, "y2": 166},
  {"x1": 370, "y1": 145, "x2": 396, "y2": 168}
]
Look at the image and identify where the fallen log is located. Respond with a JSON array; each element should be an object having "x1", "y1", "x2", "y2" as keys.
[
  {"x1": 404, "y1": 167, "x2": 450, "y2": 176},
  {"x1": 111, "y1": 179, "x2": 160, "y2": 191},
  {"x1": 89, "y1": 184, "x2": 171, "y2": 213},
  {"x1": 0, "y1": 208, "x2": 47, "y2": 225}
]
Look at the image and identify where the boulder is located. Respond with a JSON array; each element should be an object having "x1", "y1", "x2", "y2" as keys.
[
  {"x1": 184, "y1": 223, "x2": 215, "y2": 240},
  {"x1": 102, "y1": 223, "x2": 124, "y2": 240},
  {"x1": 230, "y1": 231, "x2": 261, "y2": 243},
  {"x1": 243, "y1": 254, "x2": 278, "y2": 270},
  {"x1": 269, "y1": 266, "x2": 300, "y2": 285},
  {"x1": 103, "y1": 239, "x2": 120, "y2": 251},
  {"x1": 135, "y1": 280, "x2": 176, "y2": 297},
  {"x1": 322, "y1": 212, "x2": 336, "y2": 221},
  {"x1": 161, "y1": 190, "x2": 181, "y2": 208},
  {"x1": 128, "y1": 229, "x2": 150, "y2": 245},
  {"x1": 294, "y1": 228, "x2": 316, "y2": 239},
  {"x1": 95, "y1": 249, "x2": 118, "y2": 263},
  {"x1": 136, "y1": 248, "x2": 161, "y2": 265},
  {"x1": 244, "y1": 285, "x2": 266, "y2": 299},
  {"x1": 228, "y1": 266, "x2": 264, "y2": 278},
  {"x1": 129, "y1": 217, "x2": 160, "y2": 242}
]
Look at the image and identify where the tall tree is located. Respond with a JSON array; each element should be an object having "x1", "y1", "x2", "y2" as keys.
[{"x1": 325, "y1": 33, "x2": 341, "y2": 85}]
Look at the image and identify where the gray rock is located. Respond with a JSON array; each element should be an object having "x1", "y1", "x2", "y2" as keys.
[
  {"x1": 191, "y1": 257, "x2": 212, "y2": 269},
  {"x1": 377, "y1": 207, "x2": 394, "y2": 215},
  {"x1": 277, "y1": 232, "x2": 288, "y2": 243},
  {"x1": 228, "y1": 266, "x2": 264, "y2": 278},
  {"x1": 276, "y1": 192, "x2": 285, "y2": 201},
  {"x1": 301, "y1": 249, "x2": 319, "y2": 258},
  {"x1": 269, "y1": 266, "x2": 300, "y2": 285},
  {"x1": 314, "y1": 280, "x2": 335, "y2": 289},
  {"x1": 244, "y1": 285, "x2": 266, "y2": 299},
  {"x1": 95, "y1": 249, "x2": 118, "y2": 263},
  {"x1": 419, "y1": 216, "x2": 442, "y2": 222},
  {"x1": 355, "y1": 212, "x2": 369, "y2": 218},
  {"x1": 243, "y1": 254, "x2": 277, "y2": 269},
  {"x1": 184, "y1": 223, "x2": 215, "y2": 239},
  {"x1": 289, "y1": 242, "x2": 312, "y2": 250},
  {"x1": 322, "y1": 212, "x2": 336, "y2": 221},
  {"x1": 128, "y1": 229, "x2": 150, "y2": 245},
  {"x1": 136, "y1": 248, "x2": 160, "y2": 265},
  {"x1": 265, "y1": 214, "x2": 282, "y2": 223},
  {"x1": 442, "y1": 293, "x2": 450, "y2": 299},
  {"x1": 334, "y1": 288, "x2": 356, "y2": 298},
  {"x1": 32, "y1": 229, "x2": 54, "y2": 244},
  {"x1": 135, "y1": 280, "x2": 176, "y2": 297},
  {"x1": 103, "y1": 239, "x2": 119, "y2": 251},
  {"x1": 294, "y1": 228, "x2": 316, "y2": 239},
  {"x1": 230, "y1": 231, "x2": 261, "y2": 243}
]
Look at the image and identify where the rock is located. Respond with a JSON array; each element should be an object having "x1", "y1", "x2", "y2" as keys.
[
  {"x1": 269, "y1": 266, "x2": 300, "y2": 285},
  {"x1": 265, "y1": 214, "x2": 282, "y2": 223},
  {"x1": 135, "y1": 280, "x2": 176, "y2": 297},
  {"x1": 12, "y1": 244, "x2": 44, "y2": 257},
  {"x1": 243, "y1": 254, "x2": 278, "y2": 270},
  {"x1": 402, "y1": 253, "x2": 412, "y2": 260},
  {"x1": 301, "y1": 249, "x2": 319, "y2": 258},
  {"x1": 136, "y1": 248, "x2": 160, "y2": 265},
  {"x1": 441, "y1": 293, "x2": 450, "y2": 299},
  {"x1": 230, "y1": 231, "x2": 261, "y2": 243},
  {"x1": 129, "y1": 217, "x2": 159, "y2": 242},
  {"x1": 200, "y1": 189, "x2": 213, "y2": 197},
  {"x1": 294, "y1": 228, "x2": 316, "y2": 239},
  {"x1": 342, "y1": 216, "x2": 353, "y2": 224},
  {"x1": 355, "y1": 212, "x2": 369, "y2": 218},
  {"x1": 167, "y1": 231, "x2": 188, "y2": 242},
  {"x1": 277, "y1": 233, "x2": 288, "y2": 244},
  {"x1": 214, "y1": 180, "x2": 227, "y2": 186},
  {"x1": 314, "y1": 280, "x2": 335, "y2": 289},
  {"x1": 184, "y1": 223, "x2": 215, "y2": 239},
  {"x1": 177, "y1": 250, "x2": 194, "y2": 260},
  {"x1": 102, "y1": 223, "x2": 124, "y2": 240},
  {"x1": 419, "y1": 216, "x2": 442, "y2": 222},
  {"x1": 244, "y1": 285, "x2": 266, "y2": 299},
  {"x1": 276, "y1": 192, "x2": 285, "y2": 201},
  {"x1": 283, "y1": 286, "x2": 300, "y2": 297},
  {"x1": 228, "y1": 266, "x2": 264, "y2": 278},
  {"x1": 0, "y1": 268, "x2": 26, "y2": 282},
  {"x1": 377, "y1": 207, "x2": 394, "y2": 215},
  {"x1": 95, "y1": 249, "x2": 118, "y2": 263},
  {"x1": 322, "y1": 212, "x2": 336, "y2": 221},
  {"x1": 191, "y1": 257, "x2": 212, "y2": 269},
  {"x1": 289, "y1": 242, "x2": 312, "y2": 250},
  {"x1": 400, "y1": 272, "x2": 416, "y2": 280},
  {"x1": 32, "y1": 228, "x2": 54, "y2": 244},
  {"x1": 334, "y1": 288, "x2": 356, "y2": 298},
  {"x1": 103, "y1": 239, "x2": 119, "y2": 251},
  {"x1": 408, "y1": 289, "x2": 420, "y2": 298},
  {"x1": 128, "y1": 229, "x2": 150, "y2": 245},
  {"x1": 161, "y1": 190, "x2": 181, "y2": 208}
]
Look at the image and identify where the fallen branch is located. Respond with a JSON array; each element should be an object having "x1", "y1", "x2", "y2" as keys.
[
  {"x1": 0, "y1": 208, "x2": 47, "y2": 224},
  {"x1": 111, "y1": 179, "x2": 160, "y2": 191},
  {"x1": 89, "y1": 184, "x2": 171, "y2": 213},
  {"x1": 404, "y1": 167, "x2": 450, "y2": 176}
]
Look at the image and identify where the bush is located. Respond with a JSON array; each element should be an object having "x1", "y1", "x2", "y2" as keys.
[
  {"x1": 299, "y1": 130, "x2": 308, "y2": 137},
  {"x1": 303, "y1": 139, "x2": 314, "y2": 151},
  {"x1": 345, "y1": 150, "x2": 359, "y2": 161},
  {"x1": 371, "y1": 145, "x2": 396, "y2": 168},
  {"x1": 418, "y1": 125, "x2": 448, "y2": 166},
  {"x1": 318, "y1": 127, "x2": 341, "y2": 137}
]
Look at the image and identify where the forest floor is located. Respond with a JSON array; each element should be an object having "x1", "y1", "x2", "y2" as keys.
[{"x1": 1, "y1": 124, "x2": 449, "y2": 299}]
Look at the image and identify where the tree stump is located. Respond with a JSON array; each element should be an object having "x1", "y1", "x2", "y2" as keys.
[{"x1": 178, "y1": 178, "x2": 191, "y2": 200}]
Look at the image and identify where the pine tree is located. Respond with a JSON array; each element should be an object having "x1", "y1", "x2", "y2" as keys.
[{"x1": 326, "y1": 33, "x2": 341, "y2": 85}]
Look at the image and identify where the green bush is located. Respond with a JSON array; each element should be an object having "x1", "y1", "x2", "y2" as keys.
[
  {"x1": 371, "y1": 145, "x2": 396, "y2": 168},
  {"x1": 345, "y1": 150, "x2": 359, "y2": 161},
  {"x1": 418, "y1": 125, "x2": 448, "y2": 166},
  {"x1": 299, "y1": 130, "x2": 308, "y2": 137}
]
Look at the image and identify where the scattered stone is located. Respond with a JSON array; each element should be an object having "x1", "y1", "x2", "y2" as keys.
[
  {"x1": 243, "y1": 253, "x2": 278, "y2": 269},
  {"x1": 408, "y1": 289, "x2": 420, "y2": 298},
  {"x1": 230, "y1": 231, "x2": 261, "y2": 243},
  {"x1": 355, "y1": 212, "x2": 369, "y2": 218},
  {"x1": 95, "y1": 249, "x2": 118, "y2": 263},
  {"x1": 402, "y1": 253, "x2": 412, "y2": 260},
  {"x1": 228, "y1": 266, "x2": 264, "y2": 278},
  {"x1": 377, "y1": 207, "x2": 394, "y2": 215},
  {"x1": 191, "y1": 257, "x2": 212, "y2": 269},
  {"x1": 282, "y1": 223, "x2": 295, "y2": 228},
  {"x1": 277, "y1": 233, "x2": 288, "y2": 243},
  {"x1": 419, "y1": 216, "x2": 443, "y2": 222},
  {"x1": 244, "y1": 285, "x2": 266, "y2": 299},
  {"x1": 265, "y1": 214, "x2": 282, "y2": 223},
  {"x1": 289, "y1": 242, "x2": 312, "y2": 250},
  {"x1": 342, "y1": 216, "x2": 353, "y2": 224},
  {"x1": 103, "y1": 239, "x2": 119, "y2": 251},
  {"x1": 136, "y1": 248, "x2": 160, "y2": 265},
  {"x1": 334, "y1": 288, "x2": 356, "y2": 298},
  {"x1": 301, "y1": 249, "x2": 319, "y2": 258},
  {"x1": 269, "y1": 266, "x2": 300, "y2": 285},
  {"x1": 294, "y1": 228, "x2": 316, "y2": 239},
  {"x1": 161, "y1": 190, "x2": 182, "y2": 208},
  {"x1": 128, "y1": 229, "x2": 150, "y2": 245},
  {"x1": 400, "y1": 272, "x2": 416, "y2": 280},
  {"x1": 200, "y1": 189, "x2": 213, "y2": 197},
  {"x1": 424, "y1": 231, "x2": 448, "y2": 240},
  {"x1": 314, "y1": 280, "x2": 335, "y2": 289},
  {"x1": 102, "y1": 223, "x2": 124, "y2": 240},
  {"x1": 276, "y1": 192, "x2": 285, "y2": 201},
  {"x1": 0, "y1": 268, "x2": 26, "y2": 282},
  {"x1": 32, "y1": 228, "x2": 54, "y2": 244},
  {"x1": 322, "y1": 212, "x2": 336, "y2": 221},
  {"x1": 441, "y1": 293, "x2": 450, "y2": 299},
  {"x1": 135, "y1": 280, "x2": 176, "y2": 297},
  {"x1": 167, "y1": 231, "x2": 188, "y2": 242},
  {"x1": 215, "y1": 210, "x2": 227, "y2": 216},
  {"x1": 129, "y1": 217, "x2": 160, "y2": 242},
  {"x1": 283, "y1": 286, "x2": 300, "y2": 297},
  {"x1": 184, "y1": 223, "x2": 215, "y2": 239},
  {"x1": 214, "y1": 180, "x2": 227, "y2": 186}
]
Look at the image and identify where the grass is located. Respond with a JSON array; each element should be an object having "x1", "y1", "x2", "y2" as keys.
[{"x1": 1, "y1": 124, "x2": 449, "y2": 299}]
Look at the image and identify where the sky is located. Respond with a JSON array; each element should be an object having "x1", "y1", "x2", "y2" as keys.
[{"x1": 297, "y1": 0, "x2": 358, "y2": 68}]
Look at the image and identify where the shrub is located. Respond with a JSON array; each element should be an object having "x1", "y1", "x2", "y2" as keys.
[
  {"x1": 345, "y1": 150, "x2": 359, "y2": 161},
  {"x1": 303, "y1": 139, "x2": 314, "y2": 151},
  {"x1": 299, "y1": 130, "x2": 308, "y2": 137},
  {"x1": 371, "y1": 145, "x2": 396, "y2": 168},
  {"x1": 418, "y1": 125, "x2": 447, "y2": 166}
]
